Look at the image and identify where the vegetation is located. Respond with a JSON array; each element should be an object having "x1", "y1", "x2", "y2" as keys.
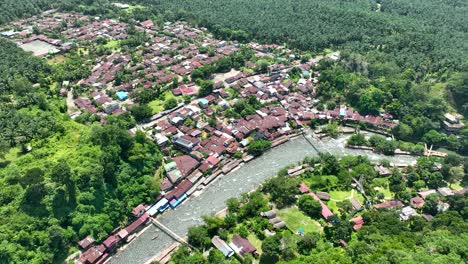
[
  {"x1": 247, "y1": 139, "x2": 272, "y2": 156},
  {"x1": 171, "y1": 154, "x2": 468, "y2": 264},
  {"x1": 0, "y1": 34, "x2": 162, "y2": 263}
]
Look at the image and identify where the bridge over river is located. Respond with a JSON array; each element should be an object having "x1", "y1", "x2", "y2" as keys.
[{"x1": 109, "y1": 133, "x2": 417, "y2": 264}]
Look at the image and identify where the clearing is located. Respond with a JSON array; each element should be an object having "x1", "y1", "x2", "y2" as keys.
[{"x1": 277, "y1": 207, "x2": 322, "y2": 234}]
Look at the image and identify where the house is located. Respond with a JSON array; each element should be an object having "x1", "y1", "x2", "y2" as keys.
[
  {"x1": 350, "y1": 198, "x2": 363, "y2": 211},
  {"x1": 400, "y1": 206, "x2": 418, "y2": 221},
  {"x1": 437, "y1": 201, "x2": 450, "y2": 212},
  {"x1": 76, "y1": 245, "x2": 107, "y2": 264},
  {"x1": 260, "y1": 210, "x2": 276, "y2": 219},
  {"x1": 374, "y1": 200, "x2": 404, "y2": 209},
  {"x1": 206, "y1": 155, "x2": 220, "y2": 167},
  {"x1": 164, "y1": 161, "x2": 183, "y2": 183},
  {"x1": 230, "y1": 235, "x2": 257, "y2": 256},
  {"x1": 125, "y1": 213, "x2": 150, "y2": 235},
  {"x1": 140, "y1": 20, "x2": 154, "y2": 28},
  {"x1": 102, "y1": 235, "x2": 120, "y2": 251},
  {"x1": 173, "y1": 136, "x2": 196, "y2": 152},
  {"x1": 273, "y1": 222, "x2": 287, "y2": 229},
  {"x1": 422, "y1": 214, "x2": 433, "y2": 221},
  {"x1": 78, "y1": 236, "x2": 95, "y2": 250},
  {"x1": 308, "y1": 192, "x2": 334, "y2": 220},
  {"x1": 350, "y1": 216, "x2": 364, "y2": 231},
  {"x1": 316, "y1": 191, "x2": 330, "y2": 201},
  {"x1": 298, "y1": 183, "x2": 310, "y2": 194},
  {"x1": 268, "y1": 217, "x2": 282, "y2": 224},
  {"x1": 410, "y1": 197, "x2": 425, "y2": 208},
  {"x1": 437, "y1": 187, "x2": 454, "y2": 197},
  {"x1": 417, "y1": 189, "x2": 437, "y2": 199},
  {"x1": 374, "y1": 165, "x2": 391, "y2": 176},
  {"x1": 442, "y1": 113, "x2": 464, "y2": 132},
  {"x1": 173, "y1": 155, "x2": 199, "y2": 177},
  {"x1": 212, "y1": 236, "x2": 234, "y2": 257},
  {"x1": 131, "y1": 204, "x2": 146, "y2": 217}
]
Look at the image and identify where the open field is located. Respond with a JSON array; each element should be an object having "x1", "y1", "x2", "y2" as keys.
[
  {"x1": 19, "y1": 40, "x2": 60, "y2": 56},
  {"x1": 277, "y1": 207, "x2": 322, "y2": 234}
]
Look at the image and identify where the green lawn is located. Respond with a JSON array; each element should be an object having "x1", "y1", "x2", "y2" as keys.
[
  {"x1": 372, "y1": 177, "x2": 394, "y2": 199},
  {"x1": 148, "y1": 91, "x2": 179, "y2": 114},
  {"x1": 277, "y1": 207, "x2": 322, "y2": 234},
  {"x1": 247, "y1": 233, "x2": 263, "y2": 255},
  {"x1": 329, "y1": 190, "x2": 352, "y2": 201}
]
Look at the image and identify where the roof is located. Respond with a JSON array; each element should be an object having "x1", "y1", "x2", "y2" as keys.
[
  {"x1": 298, "y1": 183, "x2": 310, "y2": 194},
  {"x1": 316, "y1": 191, "x2": 330, "y2": 201},
  {"x1": 350, "y1": 216, "x2": 364, "y2": 230},
  {"x1": 350, "y1": 198, "x2": 362, "y2": 211},
  {"x1": 260, "y1": 210, "x2": 276, "y2": 219},
  {"x1": 140, "y1": 20, "x2": 154, "y2": 28},
  {"x1": 102, "y1": 235, "x2": 120, "y2": 249},
  {"x1": 206, "y1": 155, "x2": 220, "y2": 166},
  {"x1": 173, "y1": 155, "x2": 199, "y2": 177},
  {"x1": 132, "y1": 204, "x2": 146, "y2": 216},
  {"x1": 232, "y1": 235, "x2": 256, "y2": 255},
  {"x1": 78, "y1": 236, "x2": 95, "y2": 249},
  {"x1": 374, "y1": 200, "x2": 404, "y2": 209},
  {"x1": 125, "y1": 213, "x2": 149, "y2": 234},
  {"x1": 410, "y1": 197, "x2": 425, "y2": 208},
  {"x1": 308, "y1": 192, "x2": 334, "y2": 220},
  {"x1": 212, "y1": 236, "x2": 234, "y2": 257},
  {"x1": 78, "y1": 245, "x2": 105, "y2": 264},
  {"x1": 418, "y1": 189, "x2": 437, "y2": 199}
]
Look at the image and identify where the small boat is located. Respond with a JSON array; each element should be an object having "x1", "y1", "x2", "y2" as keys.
[{"x1": 152, "y1": 235, "x2": 159, "y2": 240}]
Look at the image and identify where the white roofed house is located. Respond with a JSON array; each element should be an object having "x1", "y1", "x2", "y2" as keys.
[{"x1": 212, "y1": 236, "x2": 234, "y2": 257}]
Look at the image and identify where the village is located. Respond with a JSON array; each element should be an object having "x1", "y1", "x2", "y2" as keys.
[{"x1": 1, "y1": 8, "x2": 466, "y2": 264}]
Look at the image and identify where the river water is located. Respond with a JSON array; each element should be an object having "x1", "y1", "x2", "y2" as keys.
[{"x1": 109, "y1": 134, "x2": 416, "y2": 264}]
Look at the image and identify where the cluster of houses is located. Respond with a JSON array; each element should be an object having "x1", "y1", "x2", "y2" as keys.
[
  {"x1": 1, "y1": 11, "x2": 87, "y2": 56},
  {"x1": 77, "y1": 208, "x2": 150, "y2": 264},
  {"x1": 373, "y1": 186, "x2": 466, "y2": 221}
]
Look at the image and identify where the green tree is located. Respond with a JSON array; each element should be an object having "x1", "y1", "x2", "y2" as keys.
[
  {"x1": 247, "y1": 139, "x2": 272, "y2": 156},
  {"x1": 164, "y1": 98, "x2": 178, "y2": 110},
  {"x1": 297, "y1": 195, "x2": 322, "y2": 219},
  {"x1": 130, "y1": 104, "x2": 153, "y2": 122}
]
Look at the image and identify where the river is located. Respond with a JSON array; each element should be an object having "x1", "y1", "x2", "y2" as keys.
[{"x1": 109, "y1": 133, "x2": 416, "y2": 264}]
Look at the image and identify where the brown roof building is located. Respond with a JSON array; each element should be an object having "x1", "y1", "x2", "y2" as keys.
[
  {"x1": 374, "y1": 200, "x2": 404, "y2": 209},
  {"x1": 231, "y1": 235, "x2": 257, "y2": 256}
]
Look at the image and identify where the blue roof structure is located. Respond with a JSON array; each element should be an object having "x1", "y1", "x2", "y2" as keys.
[{"x1": 116, "y1": 91, "x2": 128, "y2": 100}]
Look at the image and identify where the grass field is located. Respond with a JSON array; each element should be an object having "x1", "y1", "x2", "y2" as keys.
[
  {"x1": 329, "y1": 190, "x2": 352, "y2": 201},
  {"x1": 47, "y1": 54, "x2": 66, "y2": 64},
  {"x1": 247, "y1": 233, "x2": 263, "y2": 255},
  {"x1": 372, "y1": 177, "x2": 394, "y2": 199},
  {"x1": 148, "y1": 91, "x2": 179, "y2": 114},
  {"x1": 277, "y1": 207, "x2": 322, "y2": 234}
]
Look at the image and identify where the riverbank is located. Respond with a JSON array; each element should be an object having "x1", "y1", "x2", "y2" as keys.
[{"x1": 108, "y1": 133, "x2": 417, "y2": 264}]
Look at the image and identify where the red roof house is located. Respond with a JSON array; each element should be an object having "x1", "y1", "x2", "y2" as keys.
[
  {"x1": 78, "y1": 236, "x2": 95, "y2": 250},
  {"x1": 350, "y1": 216, "x2": 364, "y2": 231},
  {"x1": 308, "y1": 192, "x2": 334, "y2": 220},
  {"x1": 298, "y1": 183, "x2": 310, "y2": 194},
  {"x1": 140, "y1": 20, "x2": 154, "y2": 28},
  {"x1": 131, "y1": 204, "x2": 146, "y2": 217},
  {"x1": 173, "y1": 155, "x2": 200, "y2": 177}
]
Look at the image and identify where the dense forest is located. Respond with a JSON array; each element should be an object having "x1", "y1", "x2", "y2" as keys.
[
  {"x1": 0, "y1": 0, "x2": 57, "y2": 24},
  {"x1": 151, "y1": 0, "x2": 468, "y2": 70},
  {"x1": 0, "y1": 39, "x2": 162, "y2": 263}
]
